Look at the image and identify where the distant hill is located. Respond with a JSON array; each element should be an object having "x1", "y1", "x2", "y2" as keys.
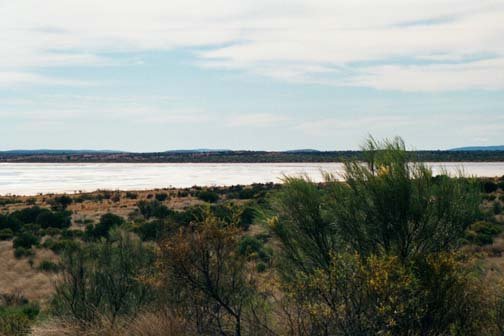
[
  {"x1": 0, "y1": 149, "x2": 124, "y2": 155},
  {"x1": 450, "y1": 146, "x2": 504, "y2": 151},
  {"x1": 163, "y1": 149, "x2": 232, "y2": 154},
  {"x1": 1, "y1": 149, "x2": 504, "y2": 163},
  {"x1": 284, "y1": 149, "x2": 321, "y2": 153}
]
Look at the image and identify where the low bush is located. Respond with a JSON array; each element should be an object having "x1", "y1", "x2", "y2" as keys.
[
  {"x1": 238, "y1": 236, "x2": 272, "y2": 263},
  {"x1": 125, "y1": 191, "x2": 138, "y2": 199},
  {"x1": 13, "y1": 232, "x2": 39, "y2": 249},
  {"x1": 494, "y1": 201, "x2": 503, "y2": 215},
  {"x1": 36, "y1": 210, "x2": 71, "y2": 229},
  {"x1": 155, "y1": 192, "x2": 169, "y2": 202},
  {"x1": 0, "y1": 313, "x2": 31, "y2": 336},
  {"x1": 197, "y1": 190, "x2": 219, "y2": 203},
  {"x1": 50, "y1": 195, "x2": 73, "y2": 211},
  {"x1": 256, "y1": 262, "x2": 267, "y2": 273},
  {"x1": 137, "y1": 200, "x2": 172, "y2": 219},
  {"x1": 13, "y1": 247, "x2": 34, "y2": 259},
  {"x1": 0, "y1": 228, "x2": 14, "y2": 240},
  {"x1": 483, "y1": 181, "x2": 499, "y2": 193},
  {"x1": 466, "y1": 221, "x2": 502, "y2": 246},
  {"x1": 42, "y1": 238, "x2": 78, "y2": 254},
  {"x1": 38, "y1": 260, "x2": 61, "y2": 273},
  {"x1": 86, "y1": 213, "x2": 124, "y2": 239}
]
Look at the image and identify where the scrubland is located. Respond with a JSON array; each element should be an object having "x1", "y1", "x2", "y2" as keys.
[{"x1": 1, "y1": 138, "x2": 504, "y2": 336}]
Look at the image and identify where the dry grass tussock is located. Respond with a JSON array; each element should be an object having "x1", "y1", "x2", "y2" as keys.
[
  {"x1": 31, "y1": 311, "x2": 192, "y2": 336},
  {"x1": 0, "y1": 241, "x2": 59, "y2": 305}
]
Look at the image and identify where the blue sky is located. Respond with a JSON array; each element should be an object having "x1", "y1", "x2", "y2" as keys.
[{"x1": 1, "y1": 0, "x2": 503, "y2": 151}]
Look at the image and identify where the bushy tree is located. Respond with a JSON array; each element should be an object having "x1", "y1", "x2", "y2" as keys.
[
  {"x1": 51, "y1": 229, "x2": 156, "y2": 323},
  {"x1": 269, "y1": 136, "x2": 485, "y2": 335},
  {"x1": 86, "y1": 213, "x2": 124, "y2": 239},
  {"x1": 158, "y1": 211, "x2": 271, "y2": 336}
]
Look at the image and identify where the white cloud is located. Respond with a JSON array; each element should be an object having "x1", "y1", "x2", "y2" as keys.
[
  {"x1": 343, "y1": 58, "x2": 504, "y2": 91},
  {"x1": 295, "y1": 116, "x2": 414, "y2": 136},
  {"x1": 1, "y1": 0, "x2": 504, "y2": 91},
  {"x1": 0, "y1": 72, "x2": 93, "y2": 87},
  {"x1": 226, "y1": 113, "x2": 289, "y2": 127},
  {"x1": 0, "y1": 95, "x2": 211, "y2": 124}
]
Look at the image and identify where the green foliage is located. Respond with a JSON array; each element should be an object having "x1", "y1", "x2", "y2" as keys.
[
  {"x1": 38, "y1": 260, "x2": 61, "y2": 273},
  {"x1": 42, "y1": 238, "x2": 78, "y2": 254},
  {"x1": 494, "y1": 201, "x2": 503, "y2": 215},
  {"x1": 13, "y1": 232, "x2": 39, "y2": 249},
  {"x1": 135, "y1": 219, "x2": 172, "y2": 241},
  {"x1": 125, "y1": 191, "x2": 138, "y2": 199},
  {"x1": 0, "y1": 292, "x2": 39, "y2": 336},
  {"x1": 498, "y1": 180, "x2": 504, "y2": 191},
  {"x1": 158, "y1": 211, "x2": 270, "y2": 335},
  {"x1": 256, "y1": 262, "x2": 267, "y2": 273},
  {"x1": 36, "y1": 210, "x2": 71, "y2": 229},
  {"x1": 281, "y1": 252, "x2": 490, "y2": 336},
  {"x1": 483, "y1": 180, "x2": 499, "y2": 193},
  {"x1": 197, "y1": 190, "x2": 219, "y2": 203},
  {"x1": 270, "y1": 136, "x2": 487, "y2": 336},
  {"x1": 269, "y1": 177, "x2": 339, "y2": 274},
  {"x1": 466, "y1": 221, "x2": 502, "y2": 245},
  {"x1": 0, "y1": 214, "x2": 21, "y2": 233},
  {"x1": 0, "y1": 228, "x2": 14, "y2": 240},
  {"x1": 137, "y1": 200, "x2": 172, "y2": 219},
  {"x1": 238, "y1": 236, "x2": 272, "y2": 263},
  {"x1": 13, "y1": 247, "x2": 34, "y2": 259},
  {"x1": 271, "y1": 137, "x2": 481, "y2": 274},
  {"x1": 85, "y1": 213, "x2": 124, "y2": 239},
  {"x1": 51, "y1": 229, "x2": 156, "y2": 322},
  {"x1": 50, "y1": 195, "x2": 73, "y2": 211},
  {"x1": 155, "y1": 192, "x2": 169, "y2": 202},
  {"x1": 0, "y1": 313, "x2": 31, "y2": 336},
  {"x1": 10, "y1": 206, "x2": 45, "y2": 225}
]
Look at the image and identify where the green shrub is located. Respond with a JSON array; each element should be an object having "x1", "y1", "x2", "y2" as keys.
[
  {"x1": 155, "y1": 192, "x2": 169, "y2": 202},
  {"x1": 137, "y1": 200, "x2": 172, "y2": 219},
  {"x1": 238, "y1": 188, "x2": 256, "y2": 199},
  {"x1": 50, "y1": 195, "x2": 73, "y2": 210},
  {"x1": 20, "y1": 303, "x2": 40, "y2": 320},
  {"x1": 125, "y1": 191, "x2": 138, "y2": 199},
  {"x1": 135, "y1": 220, "x2": 167, "y2": 241},
  {"x1": 177, "y1": 190, "x2": 189, "y2": 197},
  {"x1": 42, "y1": 238, "x2": 78, "y2": 254},
  {"x1": 10, "y1": 207, "x2": 45, "y2": 224},
  {"x1": 240, "y1": 206, "x2": 256, "y2": 230},
  {"x1": 0, "y1": 313, "x2": 31, "y2": 336},
  {"x1": 36, "y1": 210, "x2": 71, "y2": 229},
  {"x1": 0, "y1": 228, "x2": 14, "y2": 240},
  {"x1": 38, "y1": 260, "x2": 60, "y2": 273},
  {"x1": 256, "y1": 262, "x2": 267, "y2": 273},
  {"x1": 45, "y1": 227, "x2": 61, "y2": 236},
  {"x1": 13, "y1": 232, "x2": 39, "y2": 249},
  {"x1": 197, "y1": 190, "x2": 219, "y2": 203},
  {"x1": 20, "y1": 223, "x2": 41, "y2": 234},
  {"x1": 13, "y1": 247, "x2": 34, "y2": 259},
  {"x1": 484, "y1": 194, "x2": 497, "y2": 201},
  {"x1": 25, "y1": 198, "x2": 37, "y2": 206},
  {"x1": 238, "y1": 236, "x2": 272, "y2": 263},
  {"x1": 51, "y1": 230, "x2": 156, "y2": 322},
  {"x1": 483, "y1": 181, "x2": 499, "y2": 193},
  {"x1": 111, "y1": 192, "x2": 121, "y2": 203},
  {"x1": 494, "y1": 201, "x2": 503, "y2": 215},
  {"x1": 0, "y1": 215, "x2": 21, "y2": 233},
  {"x1": 466, "y1": 221, "x2": 502, "y2": 246},
  {"x1": 86, "y1": 213, "x2": 124, "y2": 239}
]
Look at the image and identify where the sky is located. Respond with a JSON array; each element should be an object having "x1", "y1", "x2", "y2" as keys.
[{"x1": 1, "y1": 0, "x2": 503, "y2": 151}]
